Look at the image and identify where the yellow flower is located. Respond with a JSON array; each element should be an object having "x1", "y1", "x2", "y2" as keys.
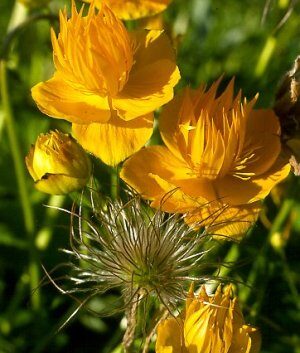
[
  {"x1": 31, "y1": 2, "x2": 179, "y2": 166},
  {"x1": 84, "y1": 0, "x2": 172, "y2": 20},
  {"x1": 156, "y1": 284, "x2": 261, "y2": 353},
  {"x1": 25, "y1": 130, "x2": 91, "y2": 195},
  {"x1": 121, "y1": 79, "x2": 291, "y2": 239}
]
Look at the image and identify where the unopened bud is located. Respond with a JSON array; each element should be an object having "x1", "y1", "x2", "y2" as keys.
[{"x1": 25, "y1": 130, "x2": 91, "y2": 195}]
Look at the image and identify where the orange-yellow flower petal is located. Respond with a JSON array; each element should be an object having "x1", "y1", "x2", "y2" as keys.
[
  {"x1": 85, "y1": 0, "x2": 172, "y2": 20},
  {"x1": 156, "y1": 285, "x2": 261, "y2": 353},
  {"x1": 156, "y1": 317, "x2": 185, "y2": 353},
  {"x1": 32, "y1": 3, "x2": 179, "y2": 126},
  {"x1": 121, "y1": 79, "x2": 290, "y2": 239},
  {"x1": 243, "y1": 109, "x2": 281, "y2": 175},
  {"x1": 120, "y1": 145, "x2": 194, "y2": 199},
  {"x1": 112, "y1": 30, "x2": 180, "y2": 121},
  {"x1": 31, "y1": 74, "x2": 111, "y2": 124},
  {"x1": 211, "y1": 157, "x2": 290, "y2": 206},
  {"x1": 185, "y1": 202, "x2": 262, "y2": 240},
  {"x1": 72, "y1": 112, "x2": 153, "y2": 166}
]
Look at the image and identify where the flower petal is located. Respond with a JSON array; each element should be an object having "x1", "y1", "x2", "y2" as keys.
[
  {"x1": 172, "y1": 178, "x2": 219, "y2": 203},
  {"x1": 87, "y1": 0, "x2": 172, "y2": 20},
  {"x1": 229, "y1": 324, "x2": 261, "y2": 353},
  {"x1": 156, "y1": 317, "x2": 184, "y2": 353},
  {"x1": 149, "y1": 174, "x2": 205, "y2": 212},
  {"x1": 31, "y1": 74, "x2": 111, "y2": 124},
  {"x1": 120, "y1": 145, "x2": 192, "y2": 198},
  {"x1": 228, "y1": 326, "x2": 252, "y2": 353},
  {"x1": 25, "y1": 145, "x2": 39, "y2": 181},
  {"x1": 113, "y1": 30, "x2": 180, "y2": 120},
  {"x1": 185, "y1": 202, "x2": 261, "y2": 240},
  {"x1": 35, "y1": 174, "x2": 88, "y2": 195},
  {"x1": 72, "y1": 112, "x2": 153, "y2": 166},
  {"x1": 250, "y1": 156, "x2": 291, "y2": 202},
  {"x1": 249, "y1": 328, "x2": 262, "y2": 353},
  {"x1": 184, "y1": 304, "x2": 215, "y2": 352},
  {"x1": 159, "y1": 89, "x2": 194, "y2": 161},
  {"x1": 213, "y1": 155, "x2": 290, "y2": 205},
  {"x1": 243, "y1": 109, "x2": 282, "y2": 175}
]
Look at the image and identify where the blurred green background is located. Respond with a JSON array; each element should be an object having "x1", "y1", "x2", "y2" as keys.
[{"x1": 0, "y1": 0, "x2": 300, "y2": 352}]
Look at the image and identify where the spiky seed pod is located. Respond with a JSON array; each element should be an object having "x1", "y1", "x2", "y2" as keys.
[{"x1": 63, "y1": 195, "x2": 212, "y2": 314}]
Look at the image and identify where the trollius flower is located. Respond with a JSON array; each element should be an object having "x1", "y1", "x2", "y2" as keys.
[
  {"x1": 121, "y1": 79, "x2": 290, "y2": 239},
  {"x1": 31, "y1": 2, "x2": 179, "y2": 165},
  {"x1": 25, "y1": 130, "x2": 91, "y2": 195},
  {"x1": 156, "y1": 284, "x2": 261, "y2": 353},
  {"x1": 85, "y1": 0, "x2": 172, "y2": 20}
]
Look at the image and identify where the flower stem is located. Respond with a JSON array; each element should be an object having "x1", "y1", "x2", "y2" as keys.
[
  {"x1": 0, "y1": 60, "x2": 40, "y2": 310},
  {"x1": 240, "y1": 198, "x2": 294, "y2": 306},
  {"x1": 111, "y1": 166, "x2": 120, "y2": 199},
  {"x1": 255, "y1": 36, "x2": 277, "y2": 77},
  {"x1": 123, "y1": 294, "x2": 139, "y2": 352},
  {"x1": 269, "y1": 198, "x2": 294, "y2": 237},
  {"x1": 207, "y1": 243, "x2": 240, "y2": 293}
]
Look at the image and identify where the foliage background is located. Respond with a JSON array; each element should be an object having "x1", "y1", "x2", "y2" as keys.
[{"x1": 0, "y1": 0, "x2": 300, "y2": 352}]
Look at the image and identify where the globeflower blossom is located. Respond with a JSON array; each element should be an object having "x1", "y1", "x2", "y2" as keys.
[
  {"x1": 84, "y1": 0, "x2": 172, "y2": 20},
  {"x1": 156, "y1": 284, "x2": 261, "y2": 353},
  {"x1": 31, "y1": 2, "x2": 179, "y2": 166},
  {"x1": 121, "y1": 79, "x2": 290, "y2": 239}
]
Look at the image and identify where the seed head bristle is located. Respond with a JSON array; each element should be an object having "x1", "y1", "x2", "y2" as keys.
[{"x1": 62, "y1": 193, "x2": 214, "y2": 314}]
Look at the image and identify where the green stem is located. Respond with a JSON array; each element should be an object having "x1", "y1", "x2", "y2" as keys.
[
  {"x1": 0, "y1": 60, "x2": 40, "y2": 310},
  {"x1": 280, "y1": 250, "x2": 300, "y2": 309},
  {"x1": 255, "y1": 36, "x2": 277, "y2": 77},
  {"x1": 240, "y1": 198, "x2": 294, "y2": 305},
  {"x1": 1, "y1": 12, "x2": 57, "y2": 60},
  {"x1": 35, "y1": 195, "x2": 65, "y2": 251},
  {"x1": 207, "y1": 243, "x2": 240, "y2": 293},
  {"x1": 269, "y1": 197, "x2": 299, "y2": 308},
  {"x1": 269, "y1": 198, "x2": 294, "y2": 236},
  {"x1": 111, "y1": 166, "x2": 120, "y2": 199}
]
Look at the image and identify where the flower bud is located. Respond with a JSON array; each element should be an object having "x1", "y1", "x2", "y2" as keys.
[{"x1": 25, "y1": 130, "x2": 91, "y2": 195}]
